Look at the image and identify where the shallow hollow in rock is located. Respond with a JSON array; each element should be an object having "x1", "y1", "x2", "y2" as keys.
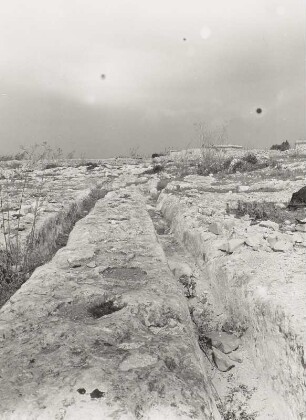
[
  {"x1": 88, "y1": 297, "x2": 125, "y2": 319},
  {"x1": 102, "y1": 267, "x2": 147, "y2": 281}
]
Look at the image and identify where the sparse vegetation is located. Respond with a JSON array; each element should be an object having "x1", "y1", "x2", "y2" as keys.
[
  {"x1": 163, "y1": 126, "x2": 280, "y2": 177},
  {"x1": 152, "y1": 153, "x2": 165, "y2": 158},
  {"x1": 0, "y1": 143, "x2": 66, "y2": 307},
  {"x1": 0, "y1": 151, "x2": 26, "y2": 162},
  {"x1": 178, "y1": 274, "x2": 196, "y2": 298},
  {"x1": 270, "y1": 140, "x2": 290, "y2": 151},
  {"x1": 222, "y1": 318, "x2": 249, "y2": 338},
  {"x1": 171, "y1": 150, "x2": 276, "y2": 178},
  {"x1": 197, "y1": 148, "x2": 227, "y2": 175},
  {"x1": 144, "y1": 164, "x2": 164, "y2": 174},
  {"x1": 86, "y1": 162, "x2": 99, "y2": 170},
  {"x1": 226, "y1": 200, "x2": 305, "y2": 226},
  {"x1": 195, "y1": 122, "x2": 228, "y2": 148},
  {"x1": 222, "y1": 154, "x2": 270, "y2": 174},
  {"x1": 129, "y1": 146, "x2": 143, "y2": 159},
  {"x1": 263, "y1": 167, "x2": 304, "y2": 180},
  {"x1": 0, "y1": 250, "x2": 24, "y2": 306},
  {"x1": 43, "y1": 162, "x2": 63, "y2": 170},
  {"x1": 195, "y1": 122, "x2": 230, "y2": 176},
  {"x1": 243, "y1": 153, "x2": 258, "y2": 165},
  {"x1": 191, "y1": 294, "x2": 215, "y2": 336},
  {"x1": 217, "y1": 385, "x2": 258, "y2": 420}
]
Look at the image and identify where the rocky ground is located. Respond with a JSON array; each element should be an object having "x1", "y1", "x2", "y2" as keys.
[{"x1": 0, "y1": 150, "x2": 305, "y2": 419}]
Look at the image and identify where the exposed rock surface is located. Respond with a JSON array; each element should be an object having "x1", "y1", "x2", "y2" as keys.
[
  {"x1": 1, "y1": 152, "x2": 305, "y2": 420},
  {"x1": 218, "y1": 238, "x2": 245, "y2": 253},
  {"x1": 0, "y1": 188, "x2": 220, "y2": 419},
  {"x1": 272, "y1": 240, "x2": 293, "y2": 252},
  {"x1": 157, "y1": 174, "x2": 306, "y2": 419},
  {"x1": 208, "y1": 222, "x2": 223, "y2": 235},
  {"x1": 212, "y1": 348, "x2": 235, "y2": 372},
  {"x1": 259, "y1": 220, "x2": 279, "y2": 231}
]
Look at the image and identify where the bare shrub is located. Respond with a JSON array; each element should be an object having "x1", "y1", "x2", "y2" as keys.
[
  {"x1": 243, "y1": 153, "x2": 258, "y2": 164},
  {"x1": 129, "y1": 146, "x2": 143, "y2": 159},
  {"x1": 270, "y1": 140, "x2": 290, "y2": 151}
]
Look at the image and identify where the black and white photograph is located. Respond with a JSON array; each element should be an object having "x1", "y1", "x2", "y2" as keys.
[{"x1": 0, "y1": 0, "x2": 305, "y2": 419}]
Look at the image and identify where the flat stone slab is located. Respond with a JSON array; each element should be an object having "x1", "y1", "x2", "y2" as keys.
[
  {"x1": 212, "y1": 348, "x2": 235, "y2": 372},
  {"x1": 0, "y1": 187, "x2": 220, "y2": 419},
  {"x1": 205, "y1": 331, "x2": 241, "y2": 354}
]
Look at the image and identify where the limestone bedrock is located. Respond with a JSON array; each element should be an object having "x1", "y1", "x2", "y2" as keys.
[{"x1": 0, "y1": 187, "x2": 220, "y2": 420}]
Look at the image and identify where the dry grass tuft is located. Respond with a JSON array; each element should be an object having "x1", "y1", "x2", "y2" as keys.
[{"x1": 226, "y1": 200, "x2": 305, "y2": 226}]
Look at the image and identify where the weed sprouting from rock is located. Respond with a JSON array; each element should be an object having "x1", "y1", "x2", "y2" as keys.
[
  {"x1": 0, "y1": 143, "x2": 68, "y2": 307},
  {"x1": 222, "y1": 319, "x2": 248, "y2": 338},
  {"x1": 217, "y1": 385, "x2": 258, "y2": 419},
  {"x1": 179, "y1": 274, "x2": 197, "y2": 298},
  {"x1": 0, "y1": 250, "x2": 24, "y2": 305}
]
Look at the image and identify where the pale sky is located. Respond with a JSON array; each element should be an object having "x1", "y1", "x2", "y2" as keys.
[{"x1": 0, "y1": 0, "x2": 305, "y2": 157}]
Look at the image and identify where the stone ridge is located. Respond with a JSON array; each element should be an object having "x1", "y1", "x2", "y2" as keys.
[{"x1": 0, "y1": 187, "x2": 220, "y2": 420}]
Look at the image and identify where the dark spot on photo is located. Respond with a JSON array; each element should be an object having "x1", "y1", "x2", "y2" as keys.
[{"x1": 77, "y1": 388, "x2": 86, "y2": 395}]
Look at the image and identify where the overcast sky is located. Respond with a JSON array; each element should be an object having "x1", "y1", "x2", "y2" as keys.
[{"x1": 0, "y1": 0, "x2": 305, "y2": 157}]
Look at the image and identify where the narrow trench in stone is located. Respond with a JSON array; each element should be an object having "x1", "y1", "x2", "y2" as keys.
[
  {"x1": 0, "y1": 187, "x2": 109, "y2": 309},
  {"x1": 50, "y1": 188, "x2": 108, "y2": 253},
  {"x1": 146, "y1": 196, "x2": 277, "y2": 420}
]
